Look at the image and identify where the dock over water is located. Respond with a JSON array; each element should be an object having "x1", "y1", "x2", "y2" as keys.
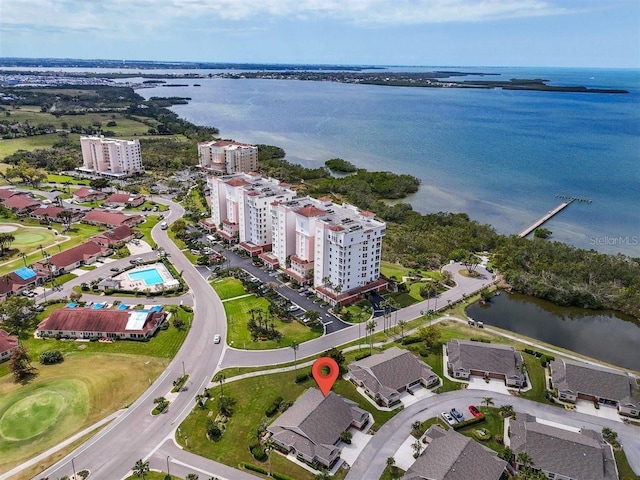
[{"x1": 518, "y1": 195, "x2": 591, "y2": 238}]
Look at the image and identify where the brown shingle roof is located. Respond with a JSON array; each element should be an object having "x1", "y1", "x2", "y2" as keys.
[
  {"x1": 0, "y1": 189, "x2": 24, "y2": 200},
  {"x1": 225, "y1": 177, "x2": 251, "y2": 187},
  {"x1": 93, "y1": 225, "x2": 134, "y2": 243},
  {"x1": 31, "y1": 206, "x2": 66, "y2": 218}
]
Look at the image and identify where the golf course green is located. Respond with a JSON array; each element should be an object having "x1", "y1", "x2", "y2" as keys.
[{"x1": 0, "y1": 379, "x2": 88, "y2": 444}]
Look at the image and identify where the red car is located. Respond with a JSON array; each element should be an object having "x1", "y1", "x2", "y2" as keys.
[{"x1": 468, "y1": 405, "x2": 483, "y2": 418}]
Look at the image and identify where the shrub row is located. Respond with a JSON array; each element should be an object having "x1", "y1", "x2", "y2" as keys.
[
  {"x1": 452, "y1": 415, "x2": 486, "y2": 430},
  {"x1": 39, "y1": 350, "x2": 64, "y2": 365},
  {"x1": 265, "y1": 396, "x2": 284, "y2": 417},
  {"x1": 242, "y1": 463, "x2": 268, "y2": 475},
  {"x1": 470, "y1": 338, "x2": 491, "y2": 343},
  {"x1": 354, "y1": 351, "x2": 371, "y2": 361},
  {"x1": 295, "y1": 370, "x2": 311, "y2": 383},
  {"x1": 401, "y1": 336, "x2": 422, "y2": 345},
  {"x1": 273, "y1": 473, "x2": 296, "y2": 480}
]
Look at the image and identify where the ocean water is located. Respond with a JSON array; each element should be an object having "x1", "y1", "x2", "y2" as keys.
[{"x1": 134, "y1": 67, "x2": 640, "y2": 255}]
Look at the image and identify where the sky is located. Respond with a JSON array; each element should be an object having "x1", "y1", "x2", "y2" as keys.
[{"x1": 1, "y1": 0, "x2": 639, "y2": 68}]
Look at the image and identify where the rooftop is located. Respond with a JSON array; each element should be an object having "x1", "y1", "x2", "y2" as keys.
[{"x1": 447, "y1": 339, "x2": 524, "y2": 382}]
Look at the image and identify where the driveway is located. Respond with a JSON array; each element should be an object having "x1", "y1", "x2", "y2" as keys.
[{"x1": 467, "y1": 377, "x2": 511, "y2": 395}]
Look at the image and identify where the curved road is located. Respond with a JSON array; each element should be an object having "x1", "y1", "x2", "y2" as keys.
[
  {"x1": 33, "y1": 200, "x2": 228, "y2": 480},
  {"x1": 346, "y1": 390, "x2": 640, "y2": 480},
  {"x1": 17, "y1": 197, "x2": 604, "y2": 480}
]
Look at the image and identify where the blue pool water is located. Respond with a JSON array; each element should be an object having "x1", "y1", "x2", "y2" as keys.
[{"x1": 129, "y1": 268, "x2": 164, "y2": 286}]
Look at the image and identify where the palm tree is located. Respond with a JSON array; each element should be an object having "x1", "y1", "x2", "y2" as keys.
[
  {"x1": 499, "y1": 404, "x2": 515, "y2": 418},
  {"x1": 481, "y1": 396, "x2": 494, "y2": 408},
  {"x1": 264, "y1": 438, "x2": 275, "y2": 476},
  {"x1": 133, "y1": 459, "x2": 149, "y2": 479},
  {"x1": 366, "y1": 319, "x2": 376, "y2": 353},
  {"x1": 218, "y1": 373, "x2": 226, "y2": 397},
  {"x1": 516, "y1": 451, "x2": 534, "y2": 471},
  {"x1": 290, "y1": 341, "x2": 299, "y2": 376},
  {"x1": 386, "y1": 456, "x2": 396, "y2": 473},
  {"x1": 398, "y1": 319, "x2": 407, "y2": 339}
]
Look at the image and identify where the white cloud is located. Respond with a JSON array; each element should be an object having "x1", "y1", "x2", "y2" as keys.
[{"x1": 1, "y1": 0, "x2": 569, "y2": 34}]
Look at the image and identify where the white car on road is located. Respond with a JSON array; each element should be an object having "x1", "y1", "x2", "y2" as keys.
[{"x1": 213, "y1": 334, "x2": 221, "y2": 344}]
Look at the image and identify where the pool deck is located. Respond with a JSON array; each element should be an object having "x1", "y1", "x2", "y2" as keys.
[{"x1": 113, "y1": 263, "x2": 180, "y2": 292}]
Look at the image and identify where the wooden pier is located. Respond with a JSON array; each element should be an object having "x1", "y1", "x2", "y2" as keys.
[{"x1": 518, "y1": 195, "x2": 590, "y2": 238}]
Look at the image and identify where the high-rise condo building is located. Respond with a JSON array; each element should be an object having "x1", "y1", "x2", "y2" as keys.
[
  {"x1": 198, "y1": 140, "x2": 258, "y2": 175},
  {"x1": 79, "y1": 136, "x2": 143, "y2": 177}
]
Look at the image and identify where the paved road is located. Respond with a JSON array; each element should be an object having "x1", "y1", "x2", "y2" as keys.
[
  {"x1": 220, "y1": 264, "x2": 494, "y2": 368},
  {"x1": 346, "y1": 389, "x2": 640, "y2": 480},
  {"x1": 34, "y1": 199, "x2": 230, "y2": 480}
]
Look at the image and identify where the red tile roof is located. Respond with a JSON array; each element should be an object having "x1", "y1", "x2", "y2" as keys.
[
  {"x1": 0, "y1": 189, "x2": 24, "y2": 200},
  {"x1": 0, "y1": 277, "x2": 13, "y2": 296},
  {"x1": 225, "y1": 177, "x2": 251, "y2": 187},
  {"x1": 82, "y1": 210, "x2": 140, "y2": 227},
  {"x1": 2, "y1": 195, "x2": 40, "y2": 210},
  {"x1": 31, "y1": 206, "x2": 67, "y2": 218},
  {"x1": 40, "y1": 241, "x2": 105, "y2": 270},
  {"x1": 0, "y1": 329, "x2": 18, "y2": 354},
  {"x1": 106, "y1": 193, "x2": 144, "y2": 204},
  {"x1": 39, "y1": 308, "x2": 164, "y2": 335},
  {"x1": 329, "y1": 225, "x2": 345, "y2": 232},
  {"x1": 73, "y1": 186, "x2": 105, "y2": 199},
  {"x1": 92, "y1": 225, "x2": 134, "y2": 243},
  {"x1": 295, "y1": 205, "x2": 326, "y2": 218}
]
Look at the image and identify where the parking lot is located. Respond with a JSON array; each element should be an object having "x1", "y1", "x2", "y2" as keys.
[{"x1": 192, "y1": 237, "x2": 352, "y2": 334}]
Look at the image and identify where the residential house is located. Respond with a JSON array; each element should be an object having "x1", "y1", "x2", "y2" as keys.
[
  {"x1": 268, "y1": 388, "x2": 369, "y2": 469},
  {"x1": 90, "y1": 225, "x2": 136, "y2": 248},
  {"x1": 509, "y1": 413, "x2": 618, "y2": 480},
  {"x1": 550, "y1": 359, "x2": 640, "y2": 417},
  {"x1": 81, "y1": 210, "x2": 144, "y2": 228},
  {"x1": 103, "y1": 193, "x2": 145, "y2": 208},
  {"x1": 348, "y1": 347, "x2": 439, "y2": 407},
  {"x1": 72, "y1": 186, "x2": 108, "y2": 203},
  {"x1": 33, "y1": 241, "x2": 108, "y2": 277},
  {"x1": 2, "y1": 195, "x2": 41, "y2": 215},
  {"x1": 0, "y1": 329, "x2": 19, "y2": 363},
  {"x1": 0, "y1": 189, "x2": 27, "y2": 201},
  {"x1": 446, "y1": 340, "x2": 526, "y2": 388},
  {"x1": 0, "y1": 268, "x2": 43, "y2": 299},
  {"x1": 403, "y1": 425, "x2": 507, "y2": 480},
  {"x1": 38, "y1": 306, "x2": 165, "y2": 340},
  {"x1": 31, "y1": 206, "x2": 83, "y2": 224}
]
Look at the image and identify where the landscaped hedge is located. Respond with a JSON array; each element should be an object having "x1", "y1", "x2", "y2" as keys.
[
  {"x1": 452, "y1": 415, "x2": 486, "y2": 430},
  {"x1": 265, "y1": 396, "x2": 284, "y2": 417},
  {"x1": 470, "y1": 338, "x2": 491, "y2": 343},
  {"x1": 39, "y1": 350, "x2": 64, "y2": 365},
  {"x1": 401, "y1": 336, "x2": 422, "y2": 345},
  {"x1": 242, "y1": 462, "x2": 268, "y2": 474},
  {"x1": 273, "y1": 473, "x2": 296, "y2": 480},
  {"x1": 354, "y1": 352, "x2": 371, "y2": 361},
  {"x1": 295, "y1": 370, "x2": 311, "y2": 383},
  {"x1": 250, "y1": 445, "x2": 267, "y2": 461}
]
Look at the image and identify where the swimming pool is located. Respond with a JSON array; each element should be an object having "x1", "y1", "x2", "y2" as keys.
[{"x1": 128, "y1": 268, "x2": 164, "y2": 286}]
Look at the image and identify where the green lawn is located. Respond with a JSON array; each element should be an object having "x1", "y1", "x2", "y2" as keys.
[
  {"x1": 46, "y1": 174, "x2": 90, "y2": 186},
  {"x1": 211, "y1": 277, "x2": 248, "y2": 300},
  {"x1": 380, "y1": 261, "x2": 442, "y2": 282},
  {"x1": 380, "y1": 464, "x2": 406, "y2": 480},
  {"x1": 44, "y1": 272, "x2": 77, "y2": 288},
  {"x1": 0, "y1": 134, "x2": 70, "y2": 158},
  {"x1": 179, "y1": 370, "x2": 398, "y2": 480},
  {"x1": 615, "y1": 449, "x2": 640, "y2": 480},
  {"x1": 136, "y1": 215, "x2": 160, "y2": 248},
  {"x1": 224, "y1": 296, "x2": 321, "y2": 349},
  {"x1": 457, "y1": 407, "x2": 505, "y2": 453},
  {"x1": 167, "y1": 229, "x2": 198, "y2": 263},
  {"x1": 0, "y1": 219, "x2": 103, "y2": 276},
  {"x1": 519, "y1": 353, "x2": 551, "y2": 404}
]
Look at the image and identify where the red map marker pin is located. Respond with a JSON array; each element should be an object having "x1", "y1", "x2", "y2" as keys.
[{"x1": 312, "y1": 357, "x2": 339, "y2": 397}]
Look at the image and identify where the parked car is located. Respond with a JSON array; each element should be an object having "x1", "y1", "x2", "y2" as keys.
[
  {"x1": 441, "y1": 411, "x2": 456, "y2": 426},
  {"x1": 468, "y1": 405, "x2": 482, "y2": 418},
  {"x1": 213, "y1": 334, "x2": 221, "y2": 344},
  {"x1": 450, "y1": 408, "x2": 464, "y2": 422},
  {"x1": 287, "y1": 305, "x2": 300, "y2": 312},
  {"x1": 110, "y1": 267, "x2": 120, "y2": 272}
]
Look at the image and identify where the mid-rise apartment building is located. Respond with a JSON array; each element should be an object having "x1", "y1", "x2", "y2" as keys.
[
  {"x1": 208, "y1": 173, "x2": 295, "y2": 254},
  {"x1": 198, "y1": 140, "x2": 258, "y2": 175},
  {"x1": 79, "y1": 136, "x2": 143, "y2": 177}
]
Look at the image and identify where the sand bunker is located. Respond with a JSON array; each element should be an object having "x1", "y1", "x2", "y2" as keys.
[{"x1": 0, "y1": 225, "x2": 18, "y2": 233}]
